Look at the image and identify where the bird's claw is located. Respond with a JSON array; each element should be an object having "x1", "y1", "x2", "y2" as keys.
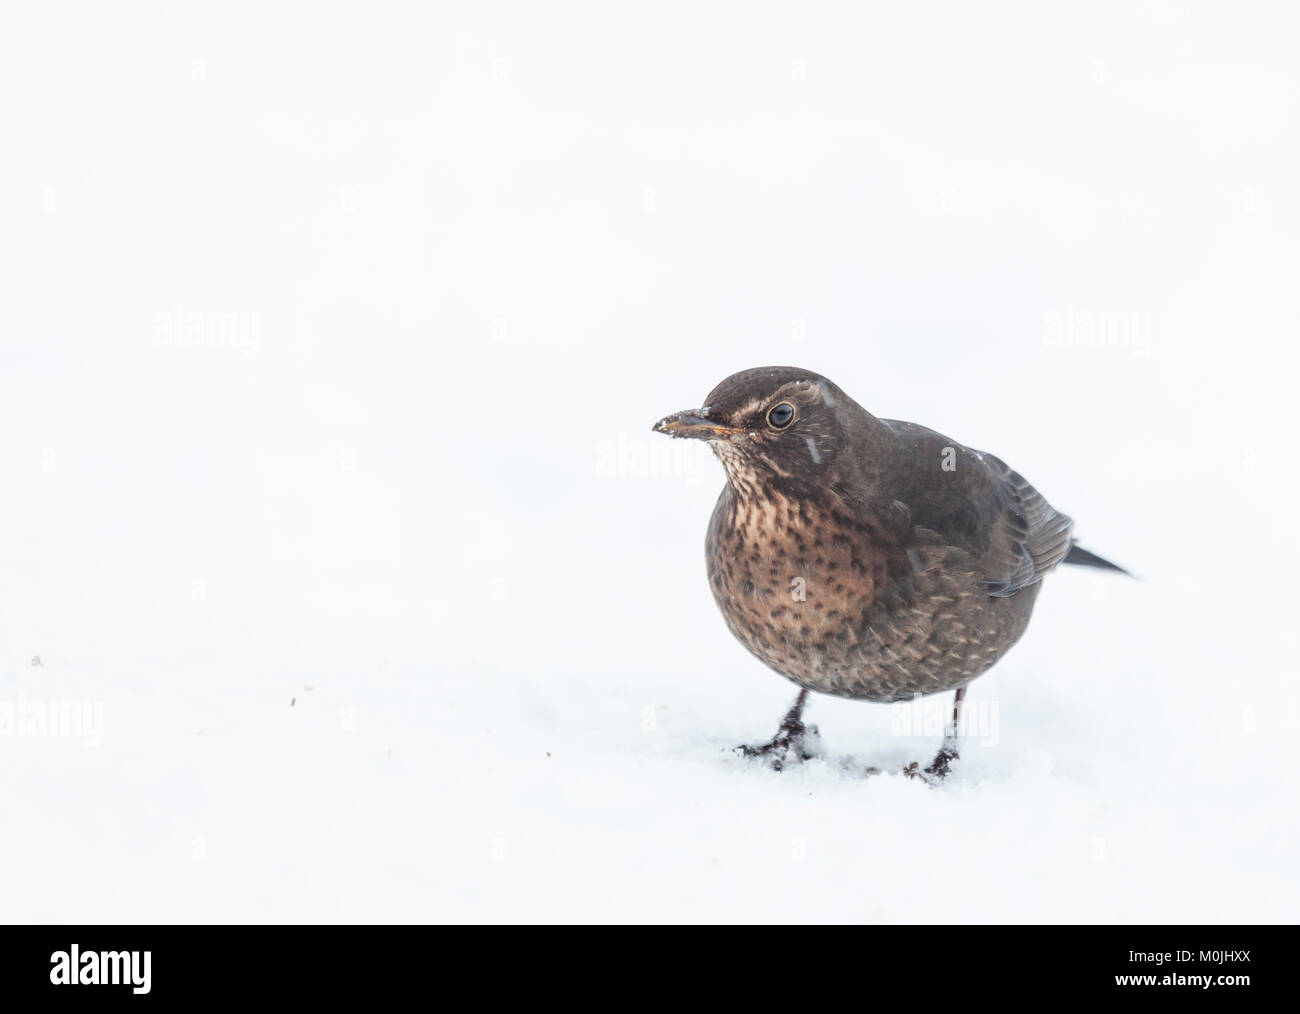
[
  {"x1": 903, "y1": 745, "x2": 959, "y2": 785},
  {"x1": 735, "y1": 722, "x2": 822, "y2": 771}
]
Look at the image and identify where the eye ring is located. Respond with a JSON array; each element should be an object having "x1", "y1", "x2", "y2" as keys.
[{"x1": 767, "y1": 402, "x2": 796, "y2": 429}]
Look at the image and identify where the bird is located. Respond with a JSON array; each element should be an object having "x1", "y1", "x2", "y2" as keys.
[{"x1": 653, "y1": 366, "x2": 1128, "y2": 779}]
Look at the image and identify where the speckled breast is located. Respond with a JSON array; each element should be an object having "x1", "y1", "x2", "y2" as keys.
[{"x1": 705, "y1": 487, "x2": 1039, "y2": 702}]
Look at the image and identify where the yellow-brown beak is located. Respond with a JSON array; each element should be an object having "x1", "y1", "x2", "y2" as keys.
[{"x1": 652, "y1": 409, "x2": 741, "y2": 440}]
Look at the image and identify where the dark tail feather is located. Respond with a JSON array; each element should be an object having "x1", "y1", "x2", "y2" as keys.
[{"x1": 1063, "y1": 543, "x2": 1131, "y2": 576}]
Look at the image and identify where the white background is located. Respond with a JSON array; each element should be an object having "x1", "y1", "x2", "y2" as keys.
[{"x1": 2, "y1": 2, "x2": 1297, "y2": 922}]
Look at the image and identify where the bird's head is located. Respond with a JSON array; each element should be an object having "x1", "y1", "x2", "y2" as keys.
[{"x1": 653, "y1": 366, "x2": 863, "y2": 495}]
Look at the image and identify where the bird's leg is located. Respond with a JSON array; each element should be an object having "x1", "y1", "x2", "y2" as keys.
[
  {"x1": 905, "y1": 687, "x2": 965, "y2": 782},
  {"x1": 925, "y1": 686, "x2": 965, "y2": 778},
  {"x1": 736, "y1": 689, "x2": 822, "y2": 770}
]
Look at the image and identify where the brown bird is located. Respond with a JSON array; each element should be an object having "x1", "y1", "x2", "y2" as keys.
[{"x1": 653, "y1": 366, "x2": 1127, "y2": 779}]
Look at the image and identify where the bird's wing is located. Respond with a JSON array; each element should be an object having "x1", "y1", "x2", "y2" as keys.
[
  {"x1": 878, "y1": 422, "x2": 1074, "y2": 598},
  {"x1": 973, "y1": 454, "x2": 1074, "y2": 597}
]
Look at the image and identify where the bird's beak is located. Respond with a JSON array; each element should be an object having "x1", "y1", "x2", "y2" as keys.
[{"x1": 652, "y1": 409, "x2": 742, "y2": 440}]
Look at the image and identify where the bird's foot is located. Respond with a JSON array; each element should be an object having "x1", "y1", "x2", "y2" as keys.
[
  {"x1": 735, "y1": 721, "x2": 823, "y2": 772},
  {"x1": 903, "y1": 744, "x2": 959, "y2": 785}
]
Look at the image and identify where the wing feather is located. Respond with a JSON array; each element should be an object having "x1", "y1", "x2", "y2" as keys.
[
  {"x1": 876, "y1": 421, "x2": 1074, "y2": 598},
  {"x1": 977, "y1": 455, "x2": 1074, "y2": 596}
]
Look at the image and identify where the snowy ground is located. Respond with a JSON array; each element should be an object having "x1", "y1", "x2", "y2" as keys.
[{"x1": 2, "y1": 4, "x2": 1298, "y2": 922}]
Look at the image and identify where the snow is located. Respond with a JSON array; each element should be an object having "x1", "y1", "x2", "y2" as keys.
[{"x1": 2, "y1": 4, "x2": 1297, "y2": 922}]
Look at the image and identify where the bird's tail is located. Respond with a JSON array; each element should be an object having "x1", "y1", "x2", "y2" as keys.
[{"x1": 1063, "y1": 543, "x2": 1131, "y2": 576}]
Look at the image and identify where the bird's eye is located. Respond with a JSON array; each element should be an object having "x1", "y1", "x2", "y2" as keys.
[{"x1": 767, "y1": 402, "x2": 795, "y2": 429}]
